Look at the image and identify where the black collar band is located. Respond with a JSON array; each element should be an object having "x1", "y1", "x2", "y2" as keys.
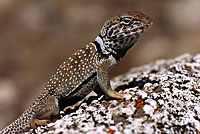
[{"x1": 92, "y1": 40, "x2": 121, "y2": 61}]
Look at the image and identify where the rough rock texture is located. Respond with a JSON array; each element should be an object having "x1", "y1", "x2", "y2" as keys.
[{"x1": 32, "y1": 53, "x2": 200, "y2": 134}]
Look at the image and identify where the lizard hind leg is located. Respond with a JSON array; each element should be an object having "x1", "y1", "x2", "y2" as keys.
[
  {"x1": 37, "y1": 95, "x2": 60, "y2": 119},
  {"x1": 23, "y1": 96, "x2": 60, "y2": 131}
]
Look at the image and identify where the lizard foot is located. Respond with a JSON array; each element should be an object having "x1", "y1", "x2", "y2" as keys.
[
  {"x1": 22, "y1": 119, "x2": 51, "y2": 132},
  {"x1": 106, "y1": 89, "x2": 124, "y2": 99},
  {"x1": 31, "y1": 119, "x2": 51, "y2": 129},
  {"x1": 64, "y1": 103, "x2": 80, "y2": 112},
  {"x1": 63, "y1": 91, "x2": 97, "y2": 112}
]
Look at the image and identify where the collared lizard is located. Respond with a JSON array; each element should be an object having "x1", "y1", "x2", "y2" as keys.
[{"x1": 0, "y1": 10, "x2": 153, "y2": 134}]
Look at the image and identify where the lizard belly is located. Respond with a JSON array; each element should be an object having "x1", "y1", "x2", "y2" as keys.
[
  {"x1": 68, "y1": 73, "x2": 98, "y2": 98},
  {"x1": 58, "y1": 73, "x2": 98, "y2": 110}
]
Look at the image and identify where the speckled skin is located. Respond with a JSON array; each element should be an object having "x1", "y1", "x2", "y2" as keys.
[{"x1": 0, "y1": 10, "x2": 152, "y2": 134}]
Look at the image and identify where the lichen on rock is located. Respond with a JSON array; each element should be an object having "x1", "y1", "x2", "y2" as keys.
[{"x1": 32, "y1": 53, "x2": 200, "y2": 134}]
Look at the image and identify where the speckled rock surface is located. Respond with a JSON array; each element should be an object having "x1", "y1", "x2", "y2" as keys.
[{"x1": 32, "y1": 53, "x2": 200, "y2": 134}]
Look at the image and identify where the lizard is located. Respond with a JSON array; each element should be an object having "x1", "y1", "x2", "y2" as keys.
[{"x1": 0, "y1": 10, "x2": 153, "y2": 134}]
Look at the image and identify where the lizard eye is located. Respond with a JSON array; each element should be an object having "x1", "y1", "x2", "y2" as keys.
[{"x1": 120, "y1": 17, "x2": 132, "y2": 25}]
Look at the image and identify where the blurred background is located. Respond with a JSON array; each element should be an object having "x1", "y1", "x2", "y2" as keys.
[{"x1": 0, "y1": 0, "x2": 200, "y2": 129}]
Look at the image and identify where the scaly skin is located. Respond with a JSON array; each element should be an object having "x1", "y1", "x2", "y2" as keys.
[{"x1": 0, "y1": 10, "x2": 153, "y2": 134}]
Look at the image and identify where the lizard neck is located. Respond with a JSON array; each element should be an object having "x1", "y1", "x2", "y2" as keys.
[{"x1": 94, "y1": 36, "x2": 121, "y2": 61}]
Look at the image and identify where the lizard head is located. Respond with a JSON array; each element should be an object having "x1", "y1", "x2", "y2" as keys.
[{"x1": 96, "y1": 10, "x2": 153, "y2": 58}]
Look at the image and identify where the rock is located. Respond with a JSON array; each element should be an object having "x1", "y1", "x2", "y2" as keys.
[{"x1": 33, "y1": 53, "x2": 200, "y2": 133}]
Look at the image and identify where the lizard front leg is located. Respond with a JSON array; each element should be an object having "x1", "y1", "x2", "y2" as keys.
[{"x1": 97, "y1": 56, "x2": 124, "y2": 99}]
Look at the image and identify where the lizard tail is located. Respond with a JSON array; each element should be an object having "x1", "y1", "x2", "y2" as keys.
[
  {"x1": 0, "y1": 91, "x2": 50, "y2": 134},
  {"x1": 0, "y1": 91, "x2": 57, "y2": 134},
  {"x1": 0, "y1": 107, "x2": 34, "y2": 134}
]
